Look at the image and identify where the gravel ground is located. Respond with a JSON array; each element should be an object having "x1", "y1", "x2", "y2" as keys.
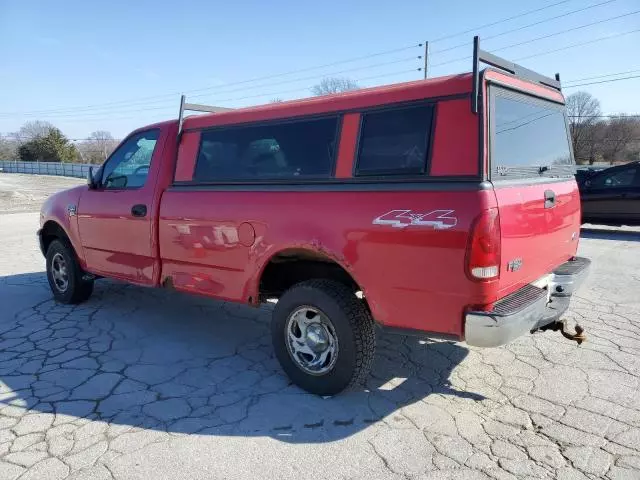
[
  {"x1": 0, "y1": 174, "x2": 84, "y2": 214},
  {"x1": 0, "y1": 175, "x2": 639, "y2": 480}
]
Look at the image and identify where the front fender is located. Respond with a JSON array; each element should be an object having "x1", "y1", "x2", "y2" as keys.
[{"x1": 39, "y1": 185, "x2": 86, "y2": 266}]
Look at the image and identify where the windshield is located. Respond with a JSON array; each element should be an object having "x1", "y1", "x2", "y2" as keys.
[{"x1": 491, "y1": 87, "x2": 573, "y2": 180}]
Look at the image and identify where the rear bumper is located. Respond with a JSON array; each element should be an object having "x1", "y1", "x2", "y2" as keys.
[{"x1": 465, "y1": 256, "x2": 591, "y2": 348}]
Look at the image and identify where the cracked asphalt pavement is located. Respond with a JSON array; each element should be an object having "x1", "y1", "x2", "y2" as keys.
[{"x1": 1, "y1": 174, "x2": 640, "y2": 479}]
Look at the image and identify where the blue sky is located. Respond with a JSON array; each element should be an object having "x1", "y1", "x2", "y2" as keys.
[{"x1": 1, "y1": 0, "x2": 639, "y2": 139}]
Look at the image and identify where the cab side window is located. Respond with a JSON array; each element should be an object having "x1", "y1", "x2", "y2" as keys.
[
  {"x1": 193, "y1": 117, "x2": 338, "y2": 181},
  {"x1": 101, "y1": 130, "x2": 159, "y2": 189},
  {"x1": 355, "y1": 104, "x2": 434, "y2": 176}
]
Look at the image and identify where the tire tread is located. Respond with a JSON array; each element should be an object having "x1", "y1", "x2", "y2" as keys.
[
  {"x1": 281, "y1": 279, "x2": 375, "y2": 391},
  {"x1": 46, "y1": 239, "x2": 94, "y2": 304}
]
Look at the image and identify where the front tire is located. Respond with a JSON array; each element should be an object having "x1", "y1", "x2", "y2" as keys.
[
  {"x1": 271, "y1": 279, "x2": 376, "y2": 395},
  {"x1": 45, "y1": 239, "x2": 94, "y2": 304}
]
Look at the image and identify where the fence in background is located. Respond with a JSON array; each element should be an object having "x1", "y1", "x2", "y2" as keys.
[{"x1": 0, "y1": 161, "x2": 91, "y2": 179}]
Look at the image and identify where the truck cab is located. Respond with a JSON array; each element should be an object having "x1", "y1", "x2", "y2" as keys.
[{"x1": 39, "y1": 37, "x2": 590, "y2": 395}]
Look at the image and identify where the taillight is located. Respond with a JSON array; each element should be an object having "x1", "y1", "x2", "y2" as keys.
[{"x1": 466, "y1": 208, "x2": 501, "y2": 281}]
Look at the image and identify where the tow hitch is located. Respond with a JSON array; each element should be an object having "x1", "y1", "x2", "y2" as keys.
[{"x1": 538, "y1": 320, "x2": 586, "y2": 345}]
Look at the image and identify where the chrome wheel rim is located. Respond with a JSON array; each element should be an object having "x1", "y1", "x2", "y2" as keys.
[
  {"x1": 285, "y1": 306, "x2": 339, "y2": 376},
  {"x1": 51, "y1": 253, "x2": 69, "y2": 293}
]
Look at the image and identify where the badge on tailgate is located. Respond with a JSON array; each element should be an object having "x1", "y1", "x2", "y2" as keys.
[{"x1": 506, "y1": 258, "x2": 523, "y2": 272}]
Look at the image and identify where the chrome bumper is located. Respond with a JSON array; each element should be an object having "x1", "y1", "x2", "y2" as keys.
[{"x1": 465, "y1": 257, "x2": 591, "y2": 348}]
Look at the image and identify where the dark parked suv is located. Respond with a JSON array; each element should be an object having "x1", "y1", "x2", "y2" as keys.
[{"x1": 578, "y1": 161, "x2": 640, "y2": 226}]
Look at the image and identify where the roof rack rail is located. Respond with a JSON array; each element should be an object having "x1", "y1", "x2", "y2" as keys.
[
  {"x1": 177, "y1": 94, "x2": 234, "y2": 136},
  {"x1": 471, "y1": 35, "x2": 561, "y2": 114}
]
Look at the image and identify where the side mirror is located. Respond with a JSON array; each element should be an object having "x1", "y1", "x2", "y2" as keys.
[{"x1": 87, "y1": 166, "x2": 97, "y2": 189}]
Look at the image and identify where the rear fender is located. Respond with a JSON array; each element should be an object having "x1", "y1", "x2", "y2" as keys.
[{"x1": 245, "y1": 242, "x2": 365, "y2": 306}]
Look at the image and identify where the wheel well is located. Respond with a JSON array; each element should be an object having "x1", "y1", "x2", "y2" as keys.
[
  {"x1": 40, "y1": 221, "x2": 70, "y2": 254},
  {"x1": 259, "y1": 249, "x2": 360, "y2": 300}
]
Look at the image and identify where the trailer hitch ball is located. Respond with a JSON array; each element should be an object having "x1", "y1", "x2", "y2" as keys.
[{"x1": 539, "y1": 320, "x2": 586, "y2": 345}]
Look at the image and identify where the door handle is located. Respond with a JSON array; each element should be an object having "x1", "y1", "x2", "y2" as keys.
[
  {"x1": 131, "y1": 204, "x2": 147, "y2": 217},
  {"x1": 544, "y1": 190, "x2": 556, "y2": 209}
]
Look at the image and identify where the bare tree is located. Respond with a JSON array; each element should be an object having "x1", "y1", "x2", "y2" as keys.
[
  {"x1": 602, "y1": 115, "x2": 637, "y2": 164},
  {"x1": 624, "y1": 121, "x2": 640, "y2": 162},
  {"x1": 566, "y1": 92, "x2": 602, "y2": 164},
  {"x1": 311, "y1": 77, "x2": 360, "y2": 96},
  {"x1": 270, "y1": 98, "x2": 284, "y2": 103},
  {"x1": 77, "y1": 131, "x2": 119, "y2": 164},
  {"x1": 0, "y1": 137, "x2": 18, "y2": 160},
  {"x1": 12, "y1": 121, "x2": 56, "y2": 143},
  {"x1": 583, "y1": 123, "x2": 607, "y2": 165}
]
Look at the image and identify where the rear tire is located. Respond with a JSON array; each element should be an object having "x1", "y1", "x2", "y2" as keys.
[
  {"x1": 271, "y1": 279, "x2": 376, "y2": 395},
  {"x1": 45, "y1": 239, "x2": 94, "y2": 304}
]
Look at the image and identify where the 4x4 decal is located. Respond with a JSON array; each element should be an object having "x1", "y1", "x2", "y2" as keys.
[{"x1": 372, "y1": 209, "x2": 457, "y2": 230}]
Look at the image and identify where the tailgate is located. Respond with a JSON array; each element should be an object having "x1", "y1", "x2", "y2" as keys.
[
  {"x1": 494, "y1": 180, "x2": 581, "y2": 297},
  {"x1": 489, "y1": 85, "x2": 581, "y2": 297}
]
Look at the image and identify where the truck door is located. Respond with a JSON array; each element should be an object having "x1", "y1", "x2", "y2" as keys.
[{"x1": 77, "y1": 129, "x2": 163, "y2": 284}]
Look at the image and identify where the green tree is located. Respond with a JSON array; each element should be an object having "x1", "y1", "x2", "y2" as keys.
[{"x1": 18, "y1": 127, "x2": 78, "y2": 162}]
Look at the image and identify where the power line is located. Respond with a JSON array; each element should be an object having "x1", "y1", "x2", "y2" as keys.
[
  {"x1": 516, "y1": 28, "x2": 640, "y2": 60},
  {"x1": 21, "y1": 4, "x2": 630, "y2": 120},
  {"x1": 568, "y1": 113, "x2": 640, "y2": 119},
  {"x1": 6, "y1": 70, "x2": 640, "y2": 124},
  {"x1": 0, "y1": 44, "x2": 422, "y2": 117},
  {"x1": 432, "y1": 0, "x2": 617, "y2": 54},
  {"x1": 0, "y1": 131, "x2": 123, "y2": 141},
  {"x1": 0, "y1": 2, "x2": 586, "y2": 117},
  {"x1": 590, "y1": 138, "x2": 640, "y2": 142},
  {"x1": 492, "y1": 10, "x2": 640, "y2": 53},
  {"x1": 1, "y1": 68, "x2": 420, "y2": 124},
  {"x1": 430, "y1": 27, "x2": 640, "y2": 69},
  {"x1": 144, "y1": 67, "x2": 422, "y2": 109},
  {"x1": 188, "y1": 55, "x2": 420, "y2": 101},
  {"x1": 564, "y1": 69, "x2": 640, "y2": 84},
  {"x1": 1, "y1": 56, "x2": 422, "y2": 118},
  {"x1": 0, "y1": 136, "x2": 124, "y2": 142},
  {"x1": 568, "y1": 115, "x2": 640, "y2": 118},
  {"x1": 564, "y1": 74, "x2": 640, "y2": 88},
  {"x1": 2, "y1": 2, "x2": 636, "y2": 122},
  {"x1": 429, "y1": 0, "x2": 574, "y2": 43},
  {"x1": 17, "y1": 21, "x2": 636, "y2": 121}
]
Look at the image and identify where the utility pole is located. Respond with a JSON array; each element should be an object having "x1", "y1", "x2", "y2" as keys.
[{"x1": 423, "y1": 41, "x2": 429, "y2": 79}]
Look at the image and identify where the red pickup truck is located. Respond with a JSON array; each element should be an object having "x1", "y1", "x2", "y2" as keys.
[{"x1": 39, "y1": 39, "x2": 590, "y2": 395}]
